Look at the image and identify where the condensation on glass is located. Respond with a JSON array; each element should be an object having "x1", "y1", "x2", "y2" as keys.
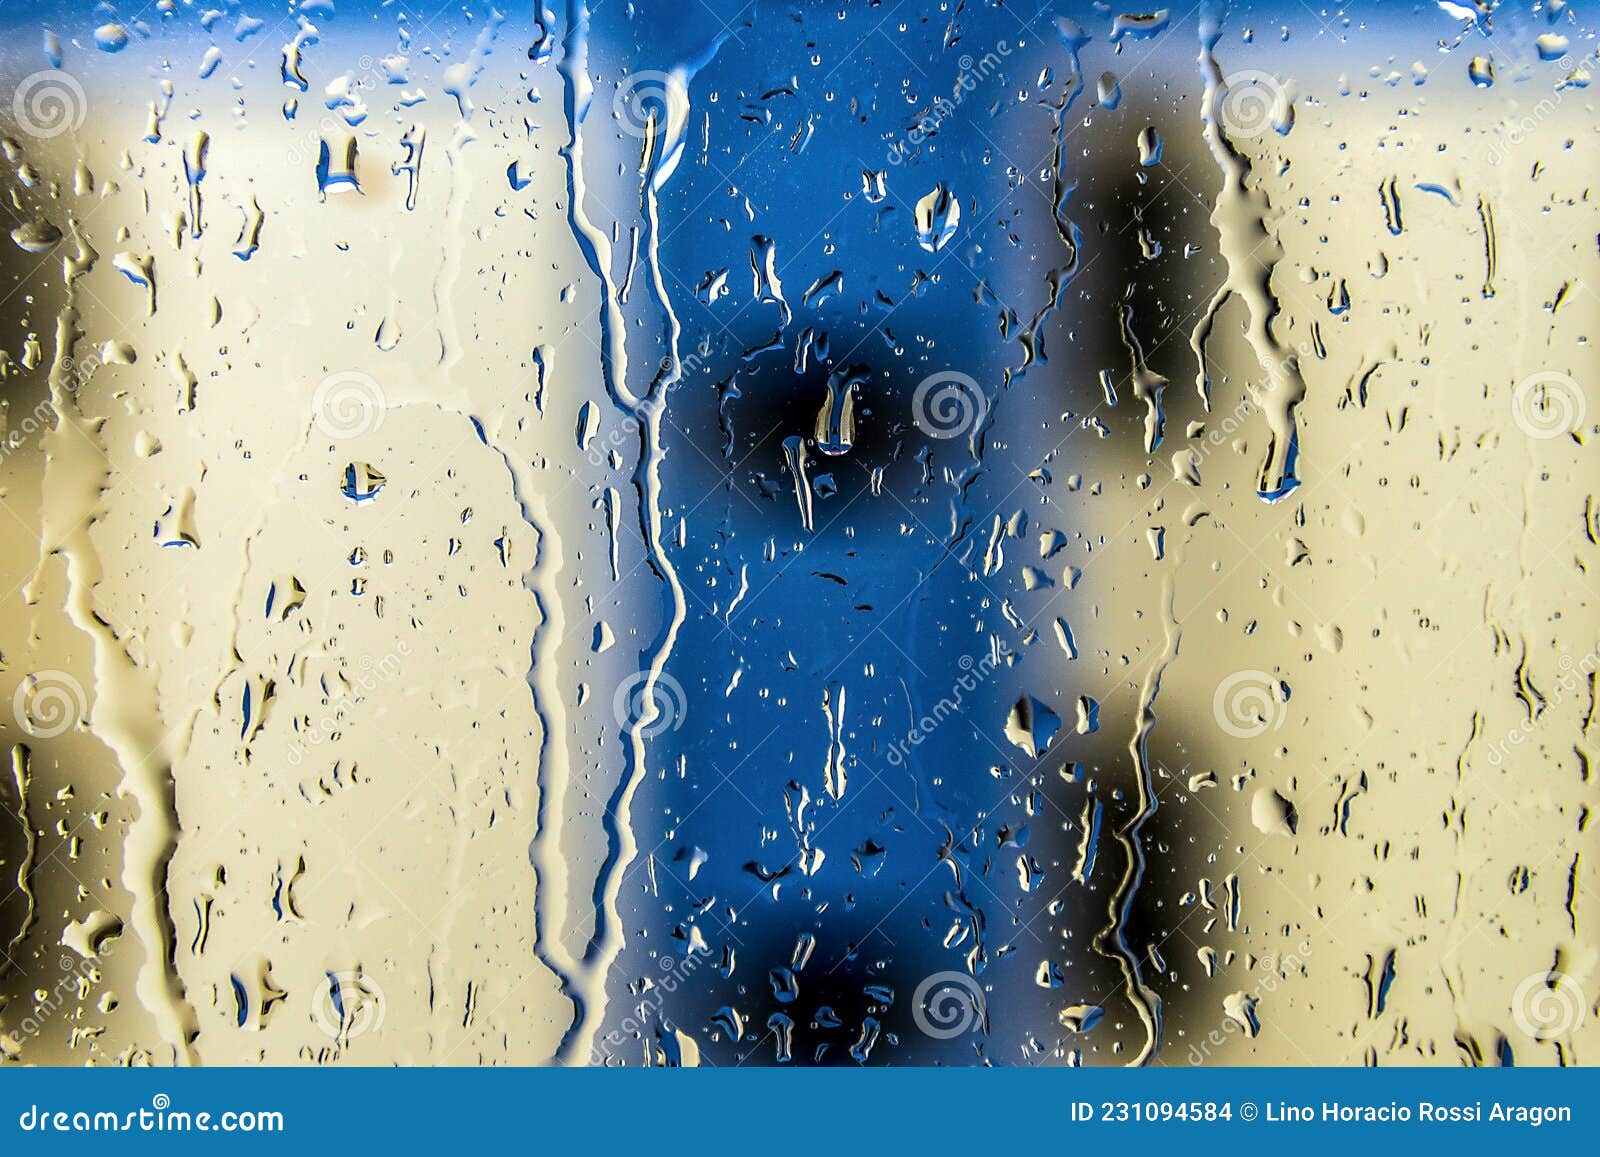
[{"x1": 0, "y1": 1, "x2": 1595, "y2": 1067}]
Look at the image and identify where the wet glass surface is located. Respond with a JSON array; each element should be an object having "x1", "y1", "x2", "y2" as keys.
[{"x1": 0, "y1": 0, "x2": 1596, "y2": 1066}]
